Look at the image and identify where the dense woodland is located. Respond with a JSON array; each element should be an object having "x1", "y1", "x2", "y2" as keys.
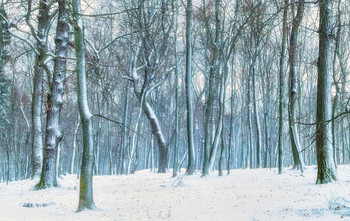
[{"x1": 0, "y1": 0, "x2": 349, "y2": 211}]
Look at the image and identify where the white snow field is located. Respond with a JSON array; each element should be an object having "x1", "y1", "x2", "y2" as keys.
[{"x1": 0, "y1": 165, "x2": 350, "y2": 221}]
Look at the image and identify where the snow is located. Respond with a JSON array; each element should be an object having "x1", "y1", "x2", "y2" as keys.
[{"x1": 1, "y1": 166, "x2": 350, "y2": 220}]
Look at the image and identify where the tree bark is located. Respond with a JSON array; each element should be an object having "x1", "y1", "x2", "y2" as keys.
[
  {"x1": 142, "y1": 100, "x2": 168, "y2": 173},
  {"x1": 185, "y1": 0, "x2": 195, "y2": 175},
  {"x1": 202, "y1": 0, "x2": 220, "y2": 177},
  {"x1": 73, "y1": 0, "x2": 96, "y2": 210},
  {"x1": 278, "y1": 0, "x2": 288, "y2": 174},
  {"x1": 31, "y1": 0, "x2": 50, "y2": 179},
  {"x1": 172, "y1": 0, "x2": 180, "y2": 177},
  {"x1": 209, "y1": 65, "x2": 229, "y2": 171},
  {"x1": 252, "y1": 65, "x2": 261, "y2": 168},
  {"x1": 228, "y1": 67, "x2": 235, "y2": 174},
  {"x1": 70, "y1": 119, "x2": 80, "y2": 174},
  {"x1": 288, "y1": 0, "x2": 305, "y2": 172},
  {"x1": 37, "y1": 0, "x2": 69, "y2": 188},
  {"x1": 316, "y1": 0, "x2": 337, "y2": 184}
]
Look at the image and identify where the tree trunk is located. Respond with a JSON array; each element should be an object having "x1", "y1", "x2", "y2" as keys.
[
  {"x1": 172, "y1": 0, "x2": 180, "y2": 177},
  {"x1": 218, "y1": 101, "x2": 225, "y2": 176},
  {"x1": 278, "y1": 0, "x2": 288, "y2": 174},
  {"x1": 252, "y1": 65, "x2": 261, "y2": 168},
  {"x1": 73, "y1": 0, "x2": 95, "y2": 210},
  {"x1": 121, "y1": 82, "x2": 129, "y2": 174},
  {"x1": 142, "y1": 100, "x2": 168, "y2": 173},
  {"x1": 71, "y1": 119, "x2": 80, "y2": 174},
  {"x1": 315, "y1": 0, "x2": 337, "y2": 184},
  {"x1": 209, "y1": 65, "x2": 229, "y2": 171},
  {"x1": 185, "y1": 0, "x2": 195, "y2": 175},
  {"x1": 247, "y1": 76, "x2": 253, "y2": 169},
  {"x1": 127, "y1": 92, "x2": 144, "y2": 175},
  {"x1": 36, "y1": 0, "x2": 69, "y2": 188},
  {"x1": 288, "y1": 0, "x2": 305, "y2": 172},
  {"x1": 31, "y1": 0, "x2": 50, "y2": 179},
  {"x1": 202, "y1": 0, "x2": 220, "y2": 177},
  {"x1": 227, "y1": 67, "x2": 235, "y2": 174}
]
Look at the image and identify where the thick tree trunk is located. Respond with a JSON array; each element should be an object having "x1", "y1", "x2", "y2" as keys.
[
  {"x1": 288, "y1": 0, "x2": 305, "y2": 172},
  {"x1": 37, "y1": 0, "x2": 69, "y2": 189},
  {"x1": 316, "y1": 0, "x2": 337, "y2": 184},
  {"x1": 185, "y1": 0, "x2": 195, "y2": 175},
  {"x1": 278, "y1": 0, "x2": 288, "y2": 174},
  {"x1": 31, "y1": 0, "x2": 50, "y2": 179},
  {"x1": 73, "y1": 0, "x2": 95, "y2": 210}
]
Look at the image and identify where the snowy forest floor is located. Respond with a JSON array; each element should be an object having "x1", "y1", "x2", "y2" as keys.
[{"x1": 1, "y1": 166, "x2": 350, "y2": 220}]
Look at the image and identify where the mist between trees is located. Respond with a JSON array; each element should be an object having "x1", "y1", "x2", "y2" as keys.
[{"x1": 0, "y1": 0, "x2": 348, "y2": 211}]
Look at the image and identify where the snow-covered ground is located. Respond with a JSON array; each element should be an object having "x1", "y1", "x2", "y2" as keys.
[{"x1": 0, "y1": 165, "x2": 350, "y2": 221}]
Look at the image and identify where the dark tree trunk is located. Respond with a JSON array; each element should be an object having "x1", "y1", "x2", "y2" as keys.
[
  {"x1": 288, "y1": 0, "x2": 305, "y2": 172},
  {"x1": 315, "y1": 0, "x2": 337, "y2": 184}
]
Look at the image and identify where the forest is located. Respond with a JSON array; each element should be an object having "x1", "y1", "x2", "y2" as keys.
[{"x1": 0, "y1": 0, "x2": 349, "y2": 219}]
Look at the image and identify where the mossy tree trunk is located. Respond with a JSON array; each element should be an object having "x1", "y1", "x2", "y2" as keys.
[{"x1": 72, "y1": 0, "x2": 96, "y2": 210}]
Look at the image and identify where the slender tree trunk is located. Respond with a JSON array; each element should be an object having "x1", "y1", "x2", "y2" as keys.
[
  {"x1": 316, "y1": 0, "x2": 337, "y2": 184},
  {"x1": 218, "y1": 90, "x2": 226, "y2": 176},
  {"x1": 36, "y1": 0, "x2": 69, "y2": 188},
  {"x1": 278, "y1": 0, "x2": 288, "y2": 174},
  {"x1": 31, "y1": 0, "x2": 50, "y2": 179},
  {"x1": 127, "y1": 93, "x2": 144, "y2": 175},
  {"x1": 73, "y1": 0, "x2": 95, "y2": 210},
  {"x1": 185, "y1": 0, "x2": 195, "y2": 175},
  {"x1": 331, "y1": 4, "x2": 342, "y2": 167},
  {"x1": 150, "y1": 135, "x2": 155, "y2": 172},
  {"x1": 252, "y1": 65, "x2": 261, "y2": 168},
  {"x1": 247, "y1": 76, "x2": 253, "y2": 169},
  {"x1": 71, "y1": 119, "x2": 80, "y2": 174},
  {"x1": 121, "y1": 82, "x2": 129, "y2": 174},
  {"x1": 288, "y1": 0, "x2": 305, "y2": 172},
  {"x1": 172, "y1": 0, "x2": 180, "y2": 177},
  {"x1": 227, "y1": 68, "x2": 235, "y2": 174}
]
